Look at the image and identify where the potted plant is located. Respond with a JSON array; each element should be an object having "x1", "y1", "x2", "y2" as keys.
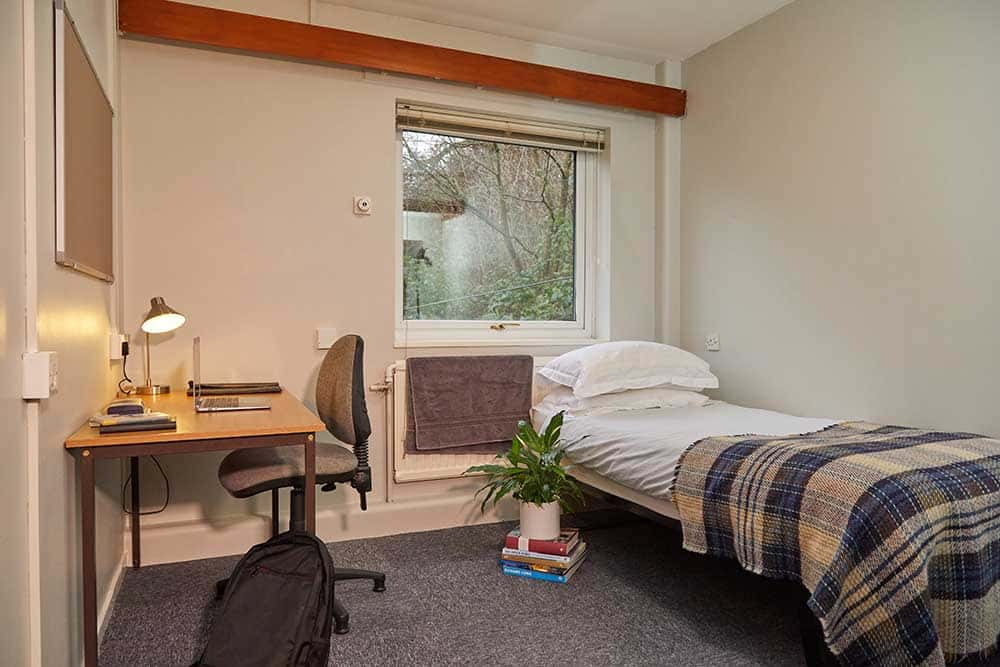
[{"x1": 466, "y1": 412, "x2": 583, "y2": 540}]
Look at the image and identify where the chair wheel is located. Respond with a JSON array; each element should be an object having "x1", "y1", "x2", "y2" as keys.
[
  {"x1": 334, "y1": 619, "x2": 350, "y2": 635},
  {"x1": 215, "y1": 579, "x2": 228, "y2": 600},
  {"x1": 373, "y1": 576, "x2": 386, "y2": 592}
]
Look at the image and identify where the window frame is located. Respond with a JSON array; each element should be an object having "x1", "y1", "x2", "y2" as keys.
[{"x1": 394, "y1": 127, "x2": 604, "y2": 348}]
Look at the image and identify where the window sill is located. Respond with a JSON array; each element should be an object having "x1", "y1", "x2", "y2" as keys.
[{"x1": 393, "y1": 330, "x2": 608, "y2": 349}]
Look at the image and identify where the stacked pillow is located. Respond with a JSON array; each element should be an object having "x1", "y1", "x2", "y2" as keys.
[{"x1": 536, "y1": 341, "x2": 717, "y2": 417}]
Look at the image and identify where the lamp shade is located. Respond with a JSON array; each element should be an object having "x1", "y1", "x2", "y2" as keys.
[{"x1": 141, "y1": 297, "x2": 186, "y2": 334}]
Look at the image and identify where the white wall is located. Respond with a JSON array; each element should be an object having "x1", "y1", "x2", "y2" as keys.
[
  {"x1": 654, "y1": 61, "x2": 683, "y2": 346},
  {"x1": 27, "y1": 0, "x2": 125, "y2": 663},
  {"x1": 681, "y1": 0, "x2": 1000, "y2": 435},
  {"x1": 0, "y1": 1, "x2": 30, "y2": 664},
  {"x1": 121, "y1": 0, "x2": 668, "y2": 563}
]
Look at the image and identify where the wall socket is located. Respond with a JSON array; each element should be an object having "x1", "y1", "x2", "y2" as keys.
[
  {"x1": 705, "y1": 333, "x2": 721, "y2": 352},
  {"x1": 109, "y1": 333, "x2": 129, "y2": 360}
]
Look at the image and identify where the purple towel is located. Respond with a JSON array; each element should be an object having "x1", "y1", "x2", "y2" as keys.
[{"x1": 404, "y1": 355, "x2": 533, "y2": 455}]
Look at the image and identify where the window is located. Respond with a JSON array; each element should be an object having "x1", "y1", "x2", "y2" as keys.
[{"x1": 395, "y1": 102, "x2": 606, "y2": 347}]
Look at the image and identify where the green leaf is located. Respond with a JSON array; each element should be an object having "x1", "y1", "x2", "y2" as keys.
[{"x1": 466, "y1": 412, "x2": 582, "y2": 511}]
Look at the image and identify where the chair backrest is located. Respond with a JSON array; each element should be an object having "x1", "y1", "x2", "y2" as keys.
[{"x1": 315, "y1": 335, "x2": 371, "y2": 445}]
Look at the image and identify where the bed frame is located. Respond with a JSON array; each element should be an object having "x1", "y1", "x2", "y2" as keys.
[{"x1": 572, "y1": 470, "x2": 838, "y2": 667}]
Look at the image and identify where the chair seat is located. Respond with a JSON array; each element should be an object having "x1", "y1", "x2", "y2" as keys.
[{"x1": 219, "y1": 442, "x2": 358, "y2": 498}]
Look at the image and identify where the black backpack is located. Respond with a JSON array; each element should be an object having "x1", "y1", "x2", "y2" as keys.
[{"x1": 195, "y1": 531, "x2": 334, "y2": 667}]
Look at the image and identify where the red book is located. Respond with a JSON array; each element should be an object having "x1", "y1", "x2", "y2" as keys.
[{"x1": 504, "y1": 528, "x2": 579, "y2": 556}]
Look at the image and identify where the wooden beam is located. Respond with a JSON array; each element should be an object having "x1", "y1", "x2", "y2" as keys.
[{"x1": 118, "y1": 0, "x2": 687, "y2": 117}]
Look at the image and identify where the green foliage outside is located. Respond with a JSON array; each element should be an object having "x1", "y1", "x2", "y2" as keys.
[{"x1": 401, "y1": 131, "x2": 576, "y2": 322}]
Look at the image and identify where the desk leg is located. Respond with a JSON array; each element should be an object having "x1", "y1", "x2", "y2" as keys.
[
  {"x1": 271, "y1": 489, "x2": 280, "y2": 537},
  {"x1": 81, "y1": 451, "x2": 98, "y2": 667},
  {"x1": 305, "y1": 435, "x2": 316, "y2": 534},
  {"x1": 130, "y1": 457, "x2": 141, "y2": 568}
]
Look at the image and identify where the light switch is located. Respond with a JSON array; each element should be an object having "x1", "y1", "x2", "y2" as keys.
[
  {"x1": 705, "y1": 333, "x2": 720, "y2": 352},
  {"x1": 316, "y1": 328, "x2": 339, "y2": 349}
]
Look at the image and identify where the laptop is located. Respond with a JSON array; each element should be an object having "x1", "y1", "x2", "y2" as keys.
[{"x1": 193, "y1": 337, "x2": 271, "y2": 412}]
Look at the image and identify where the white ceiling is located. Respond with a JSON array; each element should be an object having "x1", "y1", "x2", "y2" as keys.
[{"x1": 328, "y1": 0, "x2": 794, "y2": 63}]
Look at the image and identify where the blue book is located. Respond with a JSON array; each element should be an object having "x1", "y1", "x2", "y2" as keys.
[
  {"x1": 501, "y1": 557, "x2": 584, "y2": 583},
  {"x1": 499, "y1": 559, "x2": 569, "y2": 575}
]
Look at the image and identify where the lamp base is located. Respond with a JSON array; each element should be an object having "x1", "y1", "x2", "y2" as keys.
[{"x1": 135, "y1": 384, "x2": 171, "y2": 395}]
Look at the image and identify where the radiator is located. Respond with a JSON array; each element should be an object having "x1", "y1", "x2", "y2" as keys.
[{"x1": 386, "y1": 358, "x2": 552, "y2": 484}]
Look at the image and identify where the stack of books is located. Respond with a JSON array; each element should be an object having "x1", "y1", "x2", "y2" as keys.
[
  {"x1": 499, "y1": 528, "x2": 587, "y2": 584},
  {"x1": 89, "y1": 403, "x2": 176, "y2": 434}
]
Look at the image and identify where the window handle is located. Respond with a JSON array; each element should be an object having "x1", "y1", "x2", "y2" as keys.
[{"x1": 489, "y1": 322, "x2": 521, "y2": 331}]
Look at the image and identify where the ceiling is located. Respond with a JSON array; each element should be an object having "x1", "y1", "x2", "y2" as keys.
[{"x1": 328, "y1": 0, "x2": 794, "y2": 63}]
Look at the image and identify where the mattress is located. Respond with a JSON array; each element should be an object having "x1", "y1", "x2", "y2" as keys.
[{"x1": 532, "y1": 402, "x2": 837, "y2": 501}]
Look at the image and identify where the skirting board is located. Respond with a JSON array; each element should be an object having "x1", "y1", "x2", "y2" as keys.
[
  {"x1": 95, "y1": 551, "x2": 126, "y2": 656},
  {"x1": 131, "y1": 495, "x2": 518, "y2": 566}
]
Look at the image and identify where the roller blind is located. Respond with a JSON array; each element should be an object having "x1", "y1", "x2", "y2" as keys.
[{"x1": 396, "y1": 102, "x2": 606, "y2": 152}]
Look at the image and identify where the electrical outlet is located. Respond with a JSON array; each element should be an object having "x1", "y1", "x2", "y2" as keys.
[
  {"x1": 109, "y1": 333, "x2": 128, "y2": 360},
  {"x1": 705, "y1": 333, "x2": 720, "y2": 352}
]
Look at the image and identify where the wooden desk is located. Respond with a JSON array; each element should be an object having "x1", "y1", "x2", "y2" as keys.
[{"x1": 65, "y1": 391, "x2": 324, "y2": 667}]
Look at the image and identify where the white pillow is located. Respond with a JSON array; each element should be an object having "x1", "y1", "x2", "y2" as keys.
[
  {"x1": 539, "y1": 341, "x2": 719, "y2": 397},
  {"x1": 536, "y1": 385, "x2": 710, "y2": 417},
  {"x1": 532, "y1": 372, "x2": 563, "y2": 405}
]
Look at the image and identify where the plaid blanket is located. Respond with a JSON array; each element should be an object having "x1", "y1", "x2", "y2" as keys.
[{"x1": 672, "y1": 421, "x2": 1000, "y2": 666}]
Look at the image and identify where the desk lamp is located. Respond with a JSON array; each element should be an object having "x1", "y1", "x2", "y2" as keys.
[{"x1": 135, "y1": 297, "x2": 186, "y2": 395}]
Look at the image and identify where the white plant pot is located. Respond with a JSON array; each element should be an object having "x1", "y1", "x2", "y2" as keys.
[{"x1": 519, "y1": 501, "x2": 561, "y2": 540}]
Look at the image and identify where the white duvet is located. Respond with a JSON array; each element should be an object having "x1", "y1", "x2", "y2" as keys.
[{"x1": 532, "y1": 402, "x2": 837, "y2": 501}]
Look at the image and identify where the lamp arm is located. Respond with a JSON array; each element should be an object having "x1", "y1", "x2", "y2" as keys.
[{"x1": 143, "y1": 331, "x2": 152, "y2": 388}]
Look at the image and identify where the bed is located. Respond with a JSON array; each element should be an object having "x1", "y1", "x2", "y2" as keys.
[
  {"x1": 533, "y1": 401, "x2": 835, "y2": 510},
  {"x1": 532, "y1": 402, "x2": 1000, "y2": 667}
]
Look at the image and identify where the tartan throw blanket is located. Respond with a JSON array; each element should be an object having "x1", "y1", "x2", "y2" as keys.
[{"x1": 672, "y1": 421, "x2": 1000, "y2": 666}]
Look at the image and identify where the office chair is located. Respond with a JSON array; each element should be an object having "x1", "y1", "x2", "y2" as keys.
[{"x1": 216, "y1": 335, "x2": 385, "y2": 635}]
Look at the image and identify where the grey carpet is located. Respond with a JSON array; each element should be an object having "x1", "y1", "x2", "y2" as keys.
[{"x1": 100, "y1": 512, "x2": 811, "y2": 666}]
